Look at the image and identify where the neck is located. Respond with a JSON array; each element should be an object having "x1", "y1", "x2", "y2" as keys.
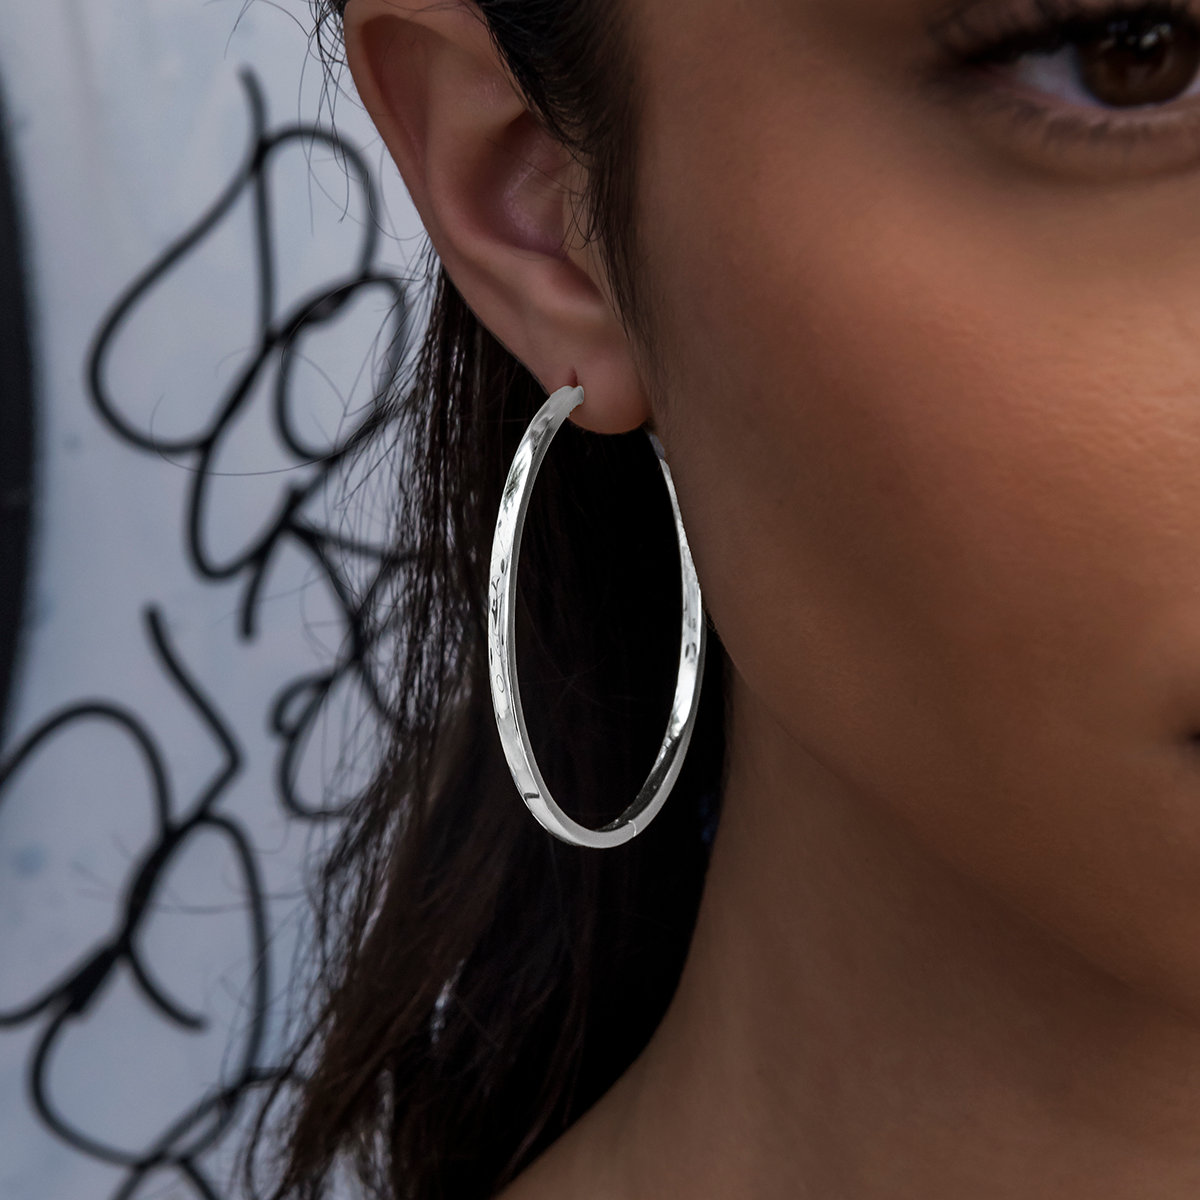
[{"x1": 506, "y1": 670, "x2": 1200, "y2": 1199}]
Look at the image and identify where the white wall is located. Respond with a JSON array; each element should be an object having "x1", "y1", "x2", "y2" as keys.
[{"x1": 0, "y1": 2, "x2": 423, "y2": 1196}]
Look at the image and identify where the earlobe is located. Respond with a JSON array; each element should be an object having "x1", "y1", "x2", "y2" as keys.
[{"x1": 342, "y1": 0, "x2": 650, "y2": 434}]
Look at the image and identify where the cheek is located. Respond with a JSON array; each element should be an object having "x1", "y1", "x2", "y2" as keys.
[
  {"x1": 642, "y1": 109, "x2": 1200, "y2": 1006},
  {"x1": 656, "y1": 193, "x2": 1200, "y2": 738}
]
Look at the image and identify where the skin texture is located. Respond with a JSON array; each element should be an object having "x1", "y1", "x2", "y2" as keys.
[{"x1": 344, "y1": 0, "x2": 1200, "y2": 1195}]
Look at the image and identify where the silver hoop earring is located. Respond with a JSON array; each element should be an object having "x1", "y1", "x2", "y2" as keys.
[{"x1": 487, "y1": 385, "x2": 707, "y2": 849}]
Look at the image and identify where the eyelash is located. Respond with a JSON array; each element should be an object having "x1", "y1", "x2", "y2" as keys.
[{"x1": 940, "y1": 0, "x2": 1200, "y2": 66}]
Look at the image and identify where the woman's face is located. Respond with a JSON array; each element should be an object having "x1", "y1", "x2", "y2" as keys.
[{"x1": 629, "y1": 0, "x2": 1200, "y2": 1013}]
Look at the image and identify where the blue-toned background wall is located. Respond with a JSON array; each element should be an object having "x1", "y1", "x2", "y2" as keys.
[{"x1": 0, "y1": 3, "x2": 423, "y2": 1196}]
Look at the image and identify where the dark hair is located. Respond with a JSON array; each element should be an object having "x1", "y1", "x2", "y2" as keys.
[{"x1": 254, "y1": 3, "x2": 726, "y2": 1197}]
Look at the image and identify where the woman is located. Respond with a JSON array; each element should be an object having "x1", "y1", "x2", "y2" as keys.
[{"x1": 262, "y1": 1, "x2": 1200, "y2": 1196}]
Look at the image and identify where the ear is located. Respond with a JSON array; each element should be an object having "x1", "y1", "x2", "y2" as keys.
[{"x1": 343, "y1": 0, "x2": 649, "y2": 434}]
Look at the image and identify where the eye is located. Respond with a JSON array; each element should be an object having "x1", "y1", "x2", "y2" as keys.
[
  {"x1": 1081, "y1": 17, "x2": 1200, "y2": 102},
  {"x1": 1008, "y1": 14, "x2": 1200, "y2": 107}
]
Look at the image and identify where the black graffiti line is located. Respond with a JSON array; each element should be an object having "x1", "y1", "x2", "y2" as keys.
[
  {"x1": 1, "y1": 64, "x2": 411, "y2": 1198},
  {"x1": 0, "y1": 607, "x2": 266, "y2": 1184},
  {"x1": 85, "y1": 67, "x2": 410, "y2": 807}
]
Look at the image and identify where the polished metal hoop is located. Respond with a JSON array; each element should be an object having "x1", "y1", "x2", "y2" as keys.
[{"x1": 487, "y1": 385, "x2": 707, "y2": 849}]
